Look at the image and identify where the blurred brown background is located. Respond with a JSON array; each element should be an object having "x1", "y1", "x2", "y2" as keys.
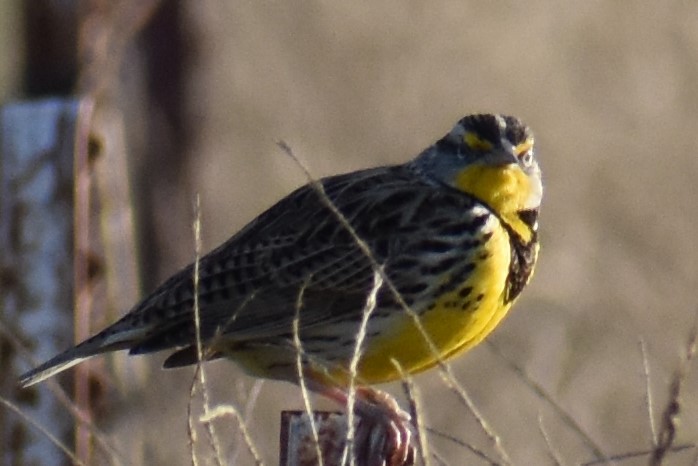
[{"x1": 2, "y1": 1, "x2": 698, "y2": 464}]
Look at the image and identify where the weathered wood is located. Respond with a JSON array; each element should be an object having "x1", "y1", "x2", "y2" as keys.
[
  {"x1": 280, "y1": 410, "x2": 348, "y2": 466},
  {"x1": 0, "y1": 98, "x2": 79, "y2": 466}
]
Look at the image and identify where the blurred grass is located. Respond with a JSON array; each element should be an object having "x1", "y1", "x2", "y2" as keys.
[
  {"x1": 180, "y1": 2, "x2": 698, "y2": 464},
  {"x1": 3, "y1": 0, "x2": 698, "y2": 464}
]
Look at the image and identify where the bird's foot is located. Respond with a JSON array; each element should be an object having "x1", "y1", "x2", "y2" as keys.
[{"x1": 351, "y1": 387, "x2": 415, "y2": 466}]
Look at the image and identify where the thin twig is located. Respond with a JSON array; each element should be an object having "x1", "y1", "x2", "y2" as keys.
[
  {"x1": 649, "y1": 311, "x2": 698, "y2": 466},
  {"x1": 277, "y1": 140, "x2": 512, "y2": 465}
]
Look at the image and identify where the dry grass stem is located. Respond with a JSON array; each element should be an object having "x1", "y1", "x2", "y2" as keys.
[
  {"x1": 0, "y1": 97, "x2": 124, "y2": 464},
  {"x1": 430, "y1": 450, "x2": 449, "y2": 466},
  {"x1": 537, "y1": 414, "x2": 564, "y2": 466},
  {"x1": 230, "y1": 379, "x2": 264, "y2": 466},
  {"x1": 640, "y1": 338, "x2": 658, "y2": 447},
  {"x1": 485, "y1": 341, "x2": 610, "y2": 463},
  {"x1": 580, "y1": 444, "x2": 694, "y2": 466},
  {"x1": 0, "y1": 395, "x2": 86, "y2": 466},
  {"x1": 437, "y1": 364, "x2": 511, "y2": 465},
  {"x1": 198, "y1": 405, "x2": 264, "y2": 465},
  {"x1": 187, "y1": 370, "x2": 202, "y2": 466},
  {"x1": 649, "y1": 311, "x2": 698, "y2": 466},
  {"x1": 293, "y1": 278, "x2": 325, "y2": 466},
  {"x1": 187, "y1": 195, "x2": 225, "y2": 465},
  {"x1": 341, "y1": 269, "x2": 384, "y2": 466},
  {"x1": 425, "y1": 427, "x2": 498, "y2": 465},
  {"x1": 396, "y1": 362, "x2": 431, "y2": 466},
  {"x1": 185, "y1": 201, "x2": 264, "y2": 465},
  {"x1": 2, "y1": 315, "x2": 126, "y2": 465},
  {"x1": 277, "y1": 140, "x2": 511, "y2": 464}
]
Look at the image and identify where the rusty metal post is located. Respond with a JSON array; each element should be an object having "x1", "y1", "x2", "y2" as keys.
[{"x1": 0, "y1": 98, "x2": 79, "y2": 466}]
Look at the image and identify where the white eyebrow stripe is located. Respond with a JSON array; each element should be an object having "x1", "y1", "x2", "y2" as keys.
[{"x1": 493, "y1": 114, "x2": 507, "y2": 132}]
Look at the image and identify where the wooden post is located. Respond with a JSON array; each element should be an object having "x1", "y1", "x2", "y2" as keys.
[
  {"x1": 280, "y1": 410, "x2": 347, "y2": 466},
  {"x1": 0, "y1": 99, "x2": 79, "y2": 466}
]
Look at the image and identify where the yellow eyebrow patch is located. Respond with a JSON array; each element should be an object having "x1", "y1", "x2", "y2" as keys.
[
  {"x1": 463, "y1": 131, "x2": 494, "y2": 152},
  {"x1": 515, "y1": 137, "x2": 534, "y2": 156}
]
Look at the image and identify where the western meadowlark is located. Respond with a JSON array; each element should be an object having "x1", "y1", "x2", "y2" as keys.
[{"x1": 20, "y1": 113, "x2": 541, "y2": 464}]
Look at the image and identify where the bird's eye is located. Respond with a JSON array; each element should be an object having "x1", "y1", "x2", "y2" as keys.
[
  {"x1": 515, "y1": 138, "x2": 535, "y2": 167},
  {"x1": 520, "y1": 150, "x2": 534, "y2": 167}
]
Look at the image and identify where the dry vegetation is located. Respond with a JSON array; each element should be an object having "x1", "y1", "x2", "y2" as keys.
[{"x1": 2, "y1": 1, "x2": 698, "y2": 465}]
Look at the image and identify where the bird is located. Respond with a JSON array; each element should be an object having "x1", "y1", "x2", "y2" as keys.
[{"x1": 20, "y1": 113, "x2": 542, "y2": 465}]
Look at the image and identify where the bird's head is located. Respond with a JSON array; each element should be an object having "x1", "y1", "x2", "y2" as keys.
[{"x1": 413, "y1": 114, "x2": 542, "y2": 241}]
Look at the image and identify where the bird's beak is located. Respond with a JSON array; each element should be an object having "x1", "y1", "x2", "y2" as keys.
[{"x1": 484, "y1": 147, "x2": 518, "y2": 167}]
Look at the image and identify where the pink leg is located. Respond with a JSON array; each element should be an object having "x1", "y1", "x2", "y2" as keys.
[{"x1": 309, "y1": 382, "x2": 415, "y2": 466}]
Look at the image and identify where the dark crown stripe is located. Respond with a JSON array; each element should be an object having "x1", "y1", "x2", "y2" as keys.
[{"x1": 460, "y1": 114, "x2": 502, "y2": 143}]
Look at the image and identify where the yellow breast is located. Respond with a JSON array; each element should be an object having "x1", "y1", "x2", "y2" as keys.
[{"x1": 352, "y1": 219, "x2": 513, "y2": 385}]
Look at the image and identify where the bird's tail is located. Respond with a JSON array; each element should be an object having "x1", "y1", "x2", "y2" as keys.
[
  {"x1": 19, "y1": 353, "x2": 95, "y2": 388},
  {"x1": 18, "y1": 330, "x2": 138, "y2": 388}
]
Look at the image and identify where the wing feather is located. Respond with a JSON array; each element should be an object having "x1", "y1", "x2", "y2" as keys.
[{"x1": 20, "y1": 163, "x2": 491, "y2": 383}]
